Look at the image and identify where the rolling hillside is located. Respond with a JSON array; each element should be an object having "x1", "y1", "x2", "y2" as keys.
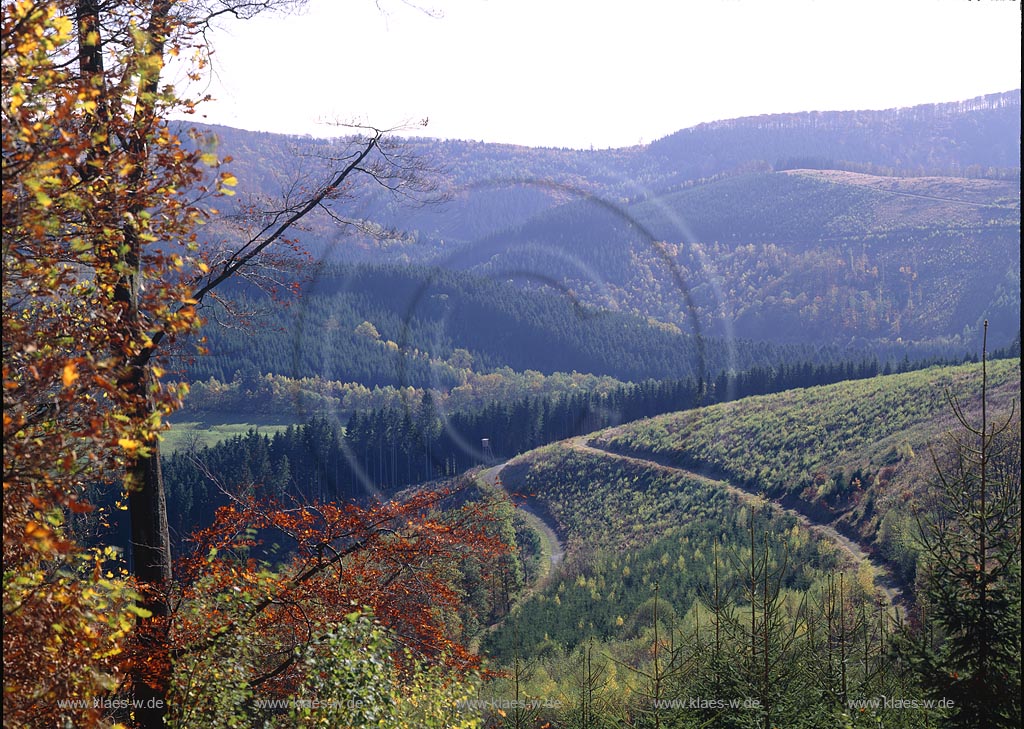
[
  {"x1": 591, "y1": 357, "x2": 1021, "y2": 583},
  {"x1": 478, "y1": 359, "x2": 1020, "y2": 711},
  {"x1": 191, "y1": 90, "x2": 1020, "y2": 257},
  {"x1": 467, "y1": 169, "x2": 1020, "y2": 347},
  {"x1": 185, "y1": 90, "x2": 1021, "y2": 353}
]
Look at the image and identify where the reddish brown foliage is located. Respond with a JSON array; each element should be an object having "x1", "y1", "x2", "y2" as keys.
[{"x1": 172, "y1": 486, "x2": 509, "y2": 695}]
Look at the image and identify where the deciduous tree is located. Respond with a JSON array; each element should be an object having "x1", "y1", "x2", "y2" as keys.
[
  {"x1": 4, "y1": 2, "x2": 202, "y2": 723},
  {"x1": 4, "y1": 1, "x2": 446, "y2": 726},
  {"x1": 169, "y1": 486, "x2": 507, "y2": 727}
]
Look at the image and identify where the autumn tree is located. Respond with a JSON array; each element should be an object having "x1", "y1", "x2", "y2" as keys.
[
  {"x1": 4, "y1": 2, "x2": 203, "y2": 723},
  {"x1": 168, "y1": 485, "x2": 506, "y2": 727},
  {"x1": 4, "y1": 0, "x2": 442, "y2": 726}
]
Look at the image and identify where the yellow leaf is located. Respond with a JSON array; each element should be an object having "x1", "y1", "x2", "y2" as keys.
[
  {"x1": 221, "y1": 173, "x2": 238, "y2": 187},
  {"x1": 62, "y1": 363, "x2": 78, "y2": 387},
  {"x1": 118, "y1": 438, "x2": 141, "y2": 453},
  {"x1": 200, "y1": 152, "x2": 218, "y2": 166},
  {"x1": 51, "y1": 15, "x2": 73, "y2": 41}
]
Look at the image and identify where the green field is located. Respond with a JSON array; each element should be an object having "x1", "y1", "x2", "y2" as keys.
[{"x1": 161, "y1": 414, "x2": 297, "y2": 453}]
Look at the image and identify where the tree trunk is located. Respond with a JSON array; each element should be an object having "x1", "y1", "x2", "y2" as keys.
[{"x1": 127, "y1": 437, "x2": 172, "y2": 728}]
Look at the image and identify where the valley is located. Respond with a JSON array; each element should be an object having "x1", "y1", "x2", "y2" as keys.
[
  {"x1": 160, "y1": 93, "x2": 1020, "y2": 726},
  {"x1": 10, "y1": 61, "x2": 1020, "y2": 728}
]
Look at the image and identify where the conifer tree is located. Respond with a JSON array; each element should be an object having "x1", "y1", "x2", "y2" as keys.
[{"x1": 903, "y1": 323, "x2": 1022, "y2": 727}]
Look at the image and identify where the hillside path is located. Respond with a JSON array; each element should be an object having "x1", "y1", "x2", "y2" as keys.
[
  {"x1": 566, "y1": 436, "x2": 906, "y2": 620},
  {"x1": 479, "y1": 464, "x2": 565, "y2": 574},
  {"x1": 469, "y1": 464, "x2": 566, "y2": 653}
]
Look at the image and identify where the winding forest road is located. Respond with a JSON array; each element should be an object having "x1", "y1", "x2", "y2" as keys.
[
  {"x1": 479, "y1": 464, "x2": 565, "y2": 575},
  {"x1": 476, "y1": 437, "x2": 906, "y2": 622},
  {"x1": 566, "y1": 436, "x2": 907, "y2": 620},
  {"x1": 469, "y1": 464, "x2": 565, "y2": 652}
]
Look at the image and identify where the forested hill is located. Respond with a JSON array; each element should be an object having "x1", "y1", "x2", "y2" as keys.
[
  {"x1": 186, "y1": 90, "x2": 1020, "y2": 353},
  {"x1": 191, "y1": 264, "x2": 868, "y2": 388},
  {"x1": 647, "y1": 90, "x2": 1021, "y2": 185},
  {"x1": 467, "y1": 170, "x2": 1020, "y2": 346},
  {"x1": 188, "y1": 90, "x2": 1019, "y2": 255},
  {"x1": 471, "y1": 357, "x2": 1021, "y2": 727}
]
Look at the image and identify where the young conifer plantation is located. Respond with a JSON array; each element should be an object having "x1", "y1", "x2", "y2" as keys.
[{"x1": 3, "y1": 2, "x2": 1020, "y2": 728}]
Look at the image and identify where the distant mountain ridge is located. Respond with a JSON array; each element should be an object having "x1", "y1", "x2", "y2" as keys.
[
  {"x1": 650, "y1": 89, "x2": 1020, "y2": 178},
  {"x1": 187, "y1": 90, "x2": 1019, "y2": 251},
  {"x1": 184, "y1": 90, "x2": 1020, "y2": 355}
]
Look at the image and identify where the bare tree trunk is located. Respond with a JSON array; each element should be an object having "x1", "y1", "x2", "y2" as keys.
[
  {"x1": 127, "y1": 439, "x2": 172, "y2": 728},
  {"x1": 126, "y1": 2, "x2": 174, "y2": 717}
]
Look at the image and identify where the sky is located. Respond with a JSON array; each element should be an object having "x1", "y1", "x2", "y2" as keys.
[{"x1": 177, "y1": 0, "x2": 1023, "y2": 150}]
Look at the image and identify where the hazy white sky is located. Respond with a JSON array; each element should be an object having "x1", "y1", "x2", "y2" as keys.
[{"x1": 179, "y1": 0, "x2": 1023, "y2": 149}]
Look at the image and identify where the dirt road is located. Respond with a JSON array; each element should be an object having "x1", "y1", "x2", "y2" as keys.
[
  {"x1": 566, "y1": 437, "x2": 906, "y2": 619},
  {"x1": 479, "y1": 464, "x2": 564, "y2": 574},
  {"x1": 477, "y1": 438, "x2": 905, "y2": 621}
]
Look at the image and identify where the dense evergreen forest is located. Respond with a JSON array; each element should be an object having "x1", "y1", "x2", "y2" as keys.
[
  {"x1": 187, "y1": 262, "x2": 992, "y2": 393},
  {"x1": 187, "y1": 263, "x2": 867, "y2": 386},
  {"x1": 163, "y1": 351, "x2": 1002, "y2": 543}
]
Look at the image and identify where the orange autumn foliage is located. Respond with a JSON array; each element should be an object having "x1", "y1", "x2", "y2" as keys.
[
  {"x1": 4, "y1": 2, "x2": 475, "y2": 726},
  {"x1": 3, "y1": 1, "x2": 204, "y2": 724},
  {"x1": 170, "y1": 486, "x2": 509, "y2": 698},
  {"x1": 4, "y1": 1, "x2": 271, "y2": 724}
]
